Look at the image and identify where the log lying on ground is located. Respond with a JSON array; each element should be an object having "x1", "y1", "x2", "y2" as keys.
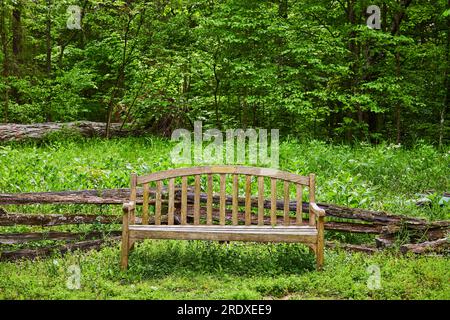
[
  {"x1": 1, "y1": 189, "x2": 447, "y2": 237},
  {"x1": 0, "y1": 211, "x2": 181, "y2": 227},
  {"x1": 0, "y1": 188, "x2": 182, "y2": 205},
  {"x1": 183, "y1": 192, "x2": 449, "y2": 233},
  {"x1": 400, "y1": 238, "x2": 449, "y2": 254},
  {"x1": 0, "y1": 188, "x2": 441, "y2": 226},
  {"x1": 325, "y1": 241, "x2": 379, "y2": 254},
  {"x1": 0, "y1": 212, "x2": 122, "y2": 226},
  {"x1": 0, "y1": 237, "x2": 121, "y2": 261},
  {"x1": 0, "y1": 231, "x2": 121, "y2": 244},
  {"x1": 0, "y1": 208, "x2": 378, "y2": 234},
  {"x1": 0, "y1": 122, "x2": 133, "y2": 141},
  {"x1": 183, "y1": 206, "x2": 382, "y2": 234},
  {"x1": 375, "y1": 236, "x2": 395, "y2": 248}
]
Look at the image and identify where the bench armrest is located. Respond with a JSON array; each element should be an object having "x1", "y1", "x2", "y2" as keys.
[
  {"x1": 122, "y1": 201, "x2": 136, "y2": 213},
  {"x1": 310, "y1": 202, "x2": 326, "y2": 217}
]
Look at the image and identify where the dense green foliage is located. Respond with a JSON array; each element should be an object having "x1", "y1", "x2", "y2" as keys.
[{"x1": 0, "y1": 0, "x2": 449, "y2": 144}]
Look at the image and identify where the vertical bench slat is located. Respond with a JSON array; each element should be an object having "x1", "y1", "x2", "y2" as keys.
[
  {"x1": 232, "y1": 174, "x2": 238, "y2": 226},
  {"x1": 220, "y1": 174, "x2": 226, "y2": 225},
  {"x1": 155, "y1": 180, "x2": 162, "y2": 225},
  {"x1": 270, "y1": 178, "x2": 277, "y2": 226},
  {"x1": 194, "y1": 175, "x2": 201, "y2": 225},
  {"x1": 309, "y1": 173, "x2": 316, "y2": 226},
  {"x1": 168, "y1": 178, "x2": 175, "y2": 225},
  {"x1": 283, "y1": 181, "x2": 290, "y2": 226},
  {"x1": 245, "y1": 175, "x2": 252, "y2": 226},
  {"x1": 258, "y1": 176, "x2": 264, "y2": 226},
  {"x1": 296, "y1": 184, "x2": 303, "y2": 225},
  {"x1": 142, "y1": 183, "x2": 149, "y2": 225},
  {"x1": 207, "y1": 174, "x2": 213, "y2": 225},
  {"x1": 130, "y1": 173, "x2": 137, "y2": 224},
  {"x1": 181, "y1": 176, "x2": 188, "y2": 225}
]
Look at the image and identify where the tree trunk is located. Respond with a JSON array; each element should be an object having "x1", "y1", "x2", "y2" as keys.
[
  {"x1": 45, "y1": 0, "x2": 51, "y2": 76},
  {"x1": 213, "y1": 63, "x2": 220, "y2": 127},
  {"x1": 391, "y1": 0, "x2": 413, "y2": 144},
  {"x1": 440, "y1": 0, "x2": 450, "y2": 148},
  {"x1": 395, "y1": 51, "x2": 401, "y2": 144},
  {"x1": 0, "y1": 0, "x2": 9, "y2": 123},
  {"x1": 45, "y1": 0, "x2": 52, "y2": 121},
  {"x1": 106, "y1": 11, "x2": 134, "y2": 138},
  {"x1": 11, "y1": 1, "x2": 22, "y2": 64}
]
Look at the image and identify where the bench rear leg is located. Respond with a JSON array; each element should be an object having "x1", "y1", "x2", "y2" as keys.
[
  {"x1": 316, "y1": 215, "x2": 325, "y2": 271},
  {"x1": 121, "y1": 205, "x2": 131, "y2": 270},
  {"x1": 120, "y1": 231, "x2": 129, "y2": 270},
  {"x1": 316, "y1": 242, "x2": 324, "y2": 271}
]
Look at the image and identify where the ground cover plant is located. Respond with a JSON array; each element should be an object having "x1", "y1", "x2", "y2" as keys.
[{"x1": 0, "y1": 137, "x2": 448, "y2": 299}]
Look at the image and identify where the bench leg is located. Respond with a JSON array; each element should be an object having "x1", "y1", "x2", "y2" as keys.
[
  {"x1": 120, "y1": 232, "x2": 129, "y2": 270},
  {"x1": 316, "y1": 241, "x2": 324, "y2": 271},
  {"x1": 316, "y1": 215, "x2": 325, "y2": 271},
  {"x1": 121, "y1": 208, "x2": 130, "y2": 271}
]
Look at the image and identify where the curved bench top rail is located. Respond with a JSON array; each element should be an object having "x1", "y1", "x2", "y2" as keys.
[{"x1": 136, "y1": 166, "x2": 310, "y2": 185}]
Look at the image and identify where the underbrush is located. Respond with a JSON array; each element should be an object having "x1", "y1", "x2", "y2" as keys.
[{"x1": 0, "y1": 136, "x2": 448, "y2": 299}]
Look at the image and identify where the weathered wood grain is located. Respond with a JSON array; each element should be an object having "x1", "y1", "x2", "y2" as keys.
[{"x1": 1, "y1": 237, "x2": 121, "y2": 261}]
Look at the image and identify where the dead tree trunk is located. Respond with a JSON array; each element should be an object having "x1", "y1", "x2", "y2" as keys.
[{"x1": 0, "y1": 122, "x2": 133, "y2": 141}]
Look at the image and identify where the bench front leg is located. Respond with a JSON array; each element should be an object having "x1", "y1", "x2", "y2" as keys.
[
  {"x1": 121, "y1": 201, "x2": 135, "y2": 270},
  {"x1": 310, "y1": 203, "x2": 325, "y2": 271}
]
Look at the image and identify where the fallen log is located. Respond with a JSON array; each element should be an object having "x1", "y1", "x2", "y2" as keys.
[
  {"x1": 1, "y1": 188, "x2": 444, "y2": 228},
  {"x1": 0, "y1": 211, "x2": 181, "y2": 227},
  {"x1": 380, "y1": 224, "x2": 448, "y2": 241},
  {"x1": 0, "y1": 212, "x2": 122, "y2": 226},
  {"x1": 0, "y1": 231, "x2": 121, "y2": 244},
  {"x1": 375, "y1": 236, "x2": 395, "y2": 248},
  {"x1": 0, "y1": 208, "x2": 376, "y2": 233},
  {"x1": 183, "y1": 192, "x2": 449, "y2": 230},
  {"x1": 400, "y1": 238, "x2": 449, "y2": 254},
  {"x1": 0, "y1": 237, "x2": 121, "y2": 261},
  {"x1": 184, "y1": 206, "x2": 382, "y2": 234},
  {"x1": 1, "y1": 189, "x2": 447, "y2": 240},
  {"x1": 325, "y1": 241, "x2": 379, "y2": 254},
  {"x1": 0, "y1": 122, "x2": 133, "y2": 142},
  {"x1": 0, "y1": 188, "x2": 183, "y2": 205}
]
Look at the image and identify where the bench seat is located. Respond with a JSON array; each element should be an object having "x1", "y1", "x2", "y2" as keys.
[{"x1": 129, "y1": 225, "x2": 318, "y2": 243}]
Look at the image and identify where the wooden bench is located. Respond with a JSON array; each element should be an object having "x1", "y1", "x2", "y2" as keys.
[{"x1": 120, "y1": 166, "x2": 325, "y2": 270}]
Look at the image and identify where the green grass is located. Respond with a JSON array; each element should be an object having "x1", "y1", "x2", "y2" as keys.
[
  {"x1": 0, "y1": 241, "x2": 448, "y2": 300},
  {"x1": 0, "y1": 136, "x2": 449, "y2": 299}
]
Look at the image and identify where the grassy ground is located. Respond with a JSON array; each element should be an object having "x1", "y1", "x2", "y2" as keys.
[
  {"x1": 0, "y1": 241, "x2": 449, "y2": 299},
  {"x1": 0, "y1": 136, "x2": 448, "y2": 299}
]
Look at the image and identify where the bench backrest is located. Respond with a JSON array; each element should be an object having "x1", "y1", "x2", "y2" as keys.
[{"x1": 129, "y1": 166, "x2": 317, "y2": 227}]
